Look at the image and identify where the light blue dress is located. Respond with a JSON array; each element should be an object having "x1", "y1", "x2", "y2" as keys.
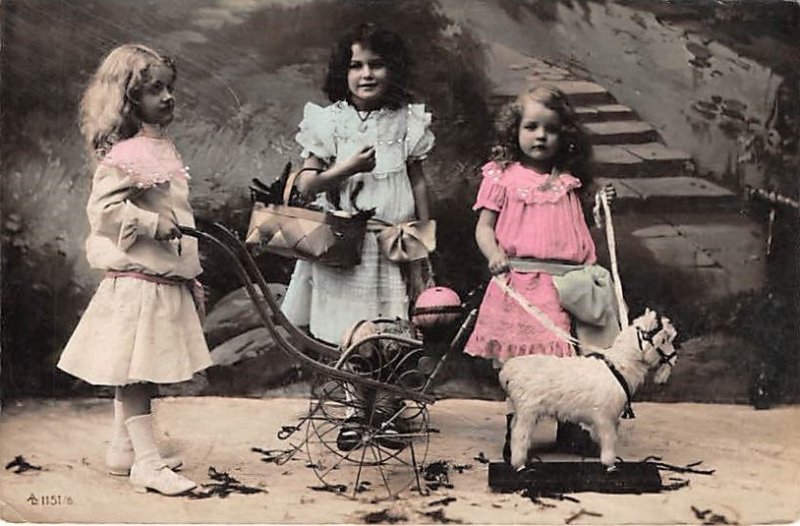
[{"x1": 281, "y1": 101, "x2": 435, "y2": 344}]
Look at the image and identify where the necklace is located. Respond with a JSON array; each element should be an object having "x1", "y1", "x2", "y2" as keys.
[{"x1": 356, "y1": 109, "x2": 372, "y2": 132}]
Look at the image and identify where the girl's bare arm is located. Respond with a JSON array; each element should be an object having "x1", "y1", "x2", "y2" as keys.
[
  {"x1": 475, "y1": 209, "x2": 509, "y2": 275},
  {"x1": 295, "y1": 147, "x2": 376, "y2": 195},
  {"x1": 407, "y1": 160, "x2": 430, "y2": 221}
]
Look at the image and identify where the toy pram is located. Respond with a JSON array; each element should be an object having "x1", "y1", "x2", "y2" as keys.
[{"x1": 180, "y1": 222, "x2": 478, "y2": 499}]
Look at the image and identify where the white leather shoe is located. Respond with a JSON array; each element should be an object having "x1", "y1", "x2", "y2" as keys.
[
  {"x1": 107, "y1": 401, "x2": 183, "y2": 475},
  {"x1": 129, "y1": 460, "x2": 196, "y2": 496},
  {"x1": 125, "y1": 414, "x2": 196, "y2": 496},
  {"x1": 106, "y1": 442, "x2": 183, "y2": 476}
]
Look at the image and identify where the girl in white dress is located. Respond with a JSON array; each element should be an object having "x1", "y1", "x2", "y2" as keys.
[
  {"x1": 57, "y1": 44, "x2": 210, "y2": 496},
  {"x1": 282, "y1": 23, "x2": 435, "y2": 345}
]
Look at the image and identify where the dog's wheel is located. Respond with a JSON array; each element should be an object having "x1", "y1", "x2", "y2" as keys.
[{"x1": 305, "y1": 337, "x2": 431, "y2": 499}]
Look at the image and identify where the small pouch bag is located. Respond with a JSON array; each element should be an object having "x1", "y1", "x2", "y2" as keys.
[
  {"x1": 508, "y1": 259, "x2": 617, "y2": 327},
  {"x1": 551, "y1": 264, "x2": 617, "y2": 326}
]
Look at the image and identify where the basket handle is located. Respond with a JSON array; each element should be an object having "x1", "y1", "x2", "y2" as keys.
[{"x1": 283, "y1": 167, "x2": 322, "y2": 204}]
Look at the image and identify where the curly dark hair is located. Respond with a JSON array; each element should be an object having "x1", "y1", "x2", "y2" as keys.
[
  {"x1": 491, "y1": 85, "x2": 592, "y2": 183},
  {"x1": 323, "y1": 23, "x2": 412, "y2": 110}
]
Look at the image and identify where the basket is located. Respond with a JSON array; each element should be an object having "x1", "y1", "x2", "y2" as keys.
[{"x1": 246, "y1": 168, "x2": 371, "y2": 268}]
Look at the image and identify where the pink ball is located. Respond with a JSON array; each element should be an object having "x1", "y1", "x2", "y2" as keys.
[{"x1": 412, "y1": 287, "x2": 462, "y2": 329}]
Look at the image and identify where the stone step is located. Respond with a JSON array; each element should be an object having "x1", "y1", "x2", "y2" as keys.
[
  {"x1": 575, "y1": 104, "x2": 637, "y2": 123},
  {"x1": 492, "y1": 78, "x2": 615, "y2": 106},
  {"x1": 591, "y1": 145, "x2": 643, "y2": 176},
  {"x1": 454, "y1": 15, "x2": 766, "y2": 306},
  {"x1": 595, "y1": 176, "x2": 738, "y2": 213},
  {"x1": 622, "y1": 142, "x2": 692, "y2": 163},
  {"x1": 584, "y1": 120, "x2": 660, "y2": 145},
  {"x1": 592, "y1": 143, "x2": 693, "y2": 177},
  {"x1": 591, "y1": 145, "x2": 645, "y2": 177},
  {"x1": 537, "y1": 79, "x2": 615, "y2": 106}
]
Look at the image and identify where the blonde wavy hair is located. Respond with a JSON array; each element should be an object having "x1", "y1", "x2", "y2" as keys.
[{"x1": 79, "y1": 44, "x2": 176, "y2": 161}]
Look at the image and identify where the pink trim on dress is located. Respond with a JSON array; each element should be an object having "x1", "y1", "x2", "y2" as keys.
[{"x1": 102, "y1": 135, "x2": 190, "y2": 189}]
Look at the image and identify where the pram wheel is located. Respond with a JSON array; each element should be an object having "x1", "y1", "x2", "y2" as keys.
[
  {"x1": 305, "y1": 337, "x2": 431, "y2": 499},
  {"x1": 180, "y1": 225, "x2": 443, "y2": 500}
]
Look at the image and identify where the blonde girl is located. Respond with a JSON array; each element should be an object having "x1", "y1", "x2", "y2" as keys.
[{"x1": 57, "y1": 44, "x2": 209, "y2": 496}]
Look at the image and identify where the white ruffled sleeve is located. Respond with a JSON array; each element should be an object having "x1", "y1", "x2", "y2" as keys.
[
  {"x1": 295, "y1": 102, "x2": 336, "y2": 162},
  {"x1": 405, "y1": 103, "x2": 435, "y2": 161}
]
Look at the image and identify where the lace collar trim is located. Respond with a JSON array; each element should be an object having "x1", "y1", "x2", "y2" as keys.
[{"x1": 102, "y1": 135, "x2": 190, "y2": 189}]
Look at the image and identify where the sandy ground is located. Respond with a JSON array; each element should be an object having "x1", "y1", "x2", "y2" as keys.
[{"x1": 1, "y1": 397, "x2": 799, "y2": 525}]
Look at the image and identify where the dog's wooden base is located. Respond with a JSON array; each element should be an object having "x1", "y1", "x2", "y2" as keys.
[{"x1": 488, "y1": 461, "x2": 663, "y2": 494}]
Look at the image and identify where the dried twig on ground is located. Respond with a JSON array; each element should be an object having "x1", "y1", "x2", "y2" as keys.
[
  {"x1": 308, "y1": 483, "x2": 347, "y2": 493},
  {"x1": 541, "y1": 492, "x2": 580, "y2": 503},
  {"x1": 420, "y1": 459, "x2": 473, "y2": 487},
  {"x1": 428, "y1": 496, "x2": 457, "y2": 507},
  {"x1": 639, "y1": 456, "x2": 716, "y2": 475},
  {"x1": 662, "y1": 479, "x2": 691, "y2": 491},
  {"x1": 356, "y1": 481, "x2": 372, "y2": 493},
  {"x1": 422, "y1": 508, "x2": 463, "y2": 524},
  {"x1": 565, "y1": 508, "x2": 603, "y2": 524},
  {"x1": 361, "y1": 508, "x2": 407, "y2": 524},
  {"x1": 473, "y1": 452, "x2": 490, "y2": 464},
  {"x1": 251, "y1": 446, "x2": 297, "y2": 464},
  {"x1": 520, "y1": 489, "x2": 557, "y2": 508},
  {"x1": 420, "y1": 460, "x2": 454, "y2": 490},
  {"x1": 5, "y1": 455, "x2": 43, "y2": 474},
  {"x1": 187, "y1": 467, "x2": 266, "y2": 499},
  {"x1": 692, "y1": 505, "x2": 738, "y2": 525}
]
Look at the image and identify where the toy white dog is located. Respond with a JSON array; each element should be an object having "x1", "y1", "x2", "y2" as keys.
[{"x1": 499, "y1": 309, "x2": 678, "y2": 469}]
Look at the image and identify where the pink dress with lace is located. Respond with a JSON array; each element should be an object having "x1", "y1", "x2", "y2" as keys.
[{"x1": 464, "y1": 161, "x2": 597, "y2": 363}]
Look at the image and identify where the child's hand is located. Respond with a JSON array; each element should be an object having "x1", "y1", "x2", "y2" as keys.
[
  {"x1": 155, "y1": 210, "x2": 182, "y2": 240},
  {"x1": 487, "y1": 248, "x2": 510, "y2": 275},
  {"x1": 600, "y1": 183, "x2": 617, "y2": 208},
  {"x1": 345, "y1": 145, "x2": 376, "y2": 175}
]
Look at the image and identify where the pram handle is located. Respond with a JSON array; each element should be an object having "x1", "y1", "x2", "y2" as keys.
[{"x1": 179, "y1": 224, "x2": 436, "y2": 404}]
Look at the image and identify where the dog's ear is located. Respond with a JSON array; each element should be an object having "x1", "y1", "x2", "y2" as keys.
[
  {"x1": 658, "y1": 317, "x2": 676, "y2": 340},
  {"x1": 641, "y1": 309, "x2": 658, "y2": 331}
]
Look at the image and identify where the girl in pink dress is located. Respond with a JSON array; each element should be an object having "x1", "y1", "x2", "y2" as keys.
[
  {"x1": 57, "y1": 45, "x2": 210, "y2": 496},
  {"x1": 464, "y1": 86, "x2": 615, "y2": 462}
]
